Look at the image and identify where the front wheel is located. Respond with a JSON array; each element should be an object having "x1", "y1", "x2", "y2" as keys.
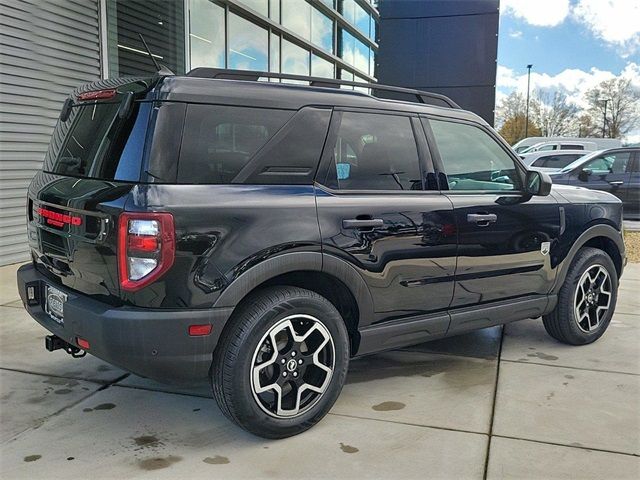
[
  {"x1": 211, "y1": 286, "x2": 349, "y2": 438},
  {"x1": 543, "y1": 247, "x2": 618, "y2": 345}
]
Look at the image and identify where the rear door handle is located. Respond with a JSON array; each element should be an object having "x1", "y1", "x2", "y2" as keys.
[
  {"x1": 608, "y1": 181, "x2": 624, "y2": 186},
  {"x1": 342, "y1": 218, "x2": 384, "y2": 229},
  {"x1": 467, "y1": 213, "x2": 497, "y2": 226}
]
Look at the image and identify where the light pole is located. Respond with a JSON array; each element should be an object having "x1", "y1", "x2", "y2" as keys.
[
  {"x1": 525, "y1": 64, "x2": 533, "y2": 137},
  {"x1": 602, "y1": 99, "x2": 610, "y2": 138}
]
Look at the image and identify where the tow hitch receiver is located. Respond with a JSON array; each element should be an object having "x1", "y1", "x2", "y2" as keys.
[{"x1": 45, "y1": 335, "x2": 86, "y2": 358}]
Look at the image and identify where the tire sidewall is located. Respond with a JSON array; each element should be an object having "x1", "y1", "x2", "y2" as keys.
[
  {"x1": 563, "y1": 250, "x2": 618, "y2": 343},
  {"x1": 222, "y1": 292, "x2": 349, "y2": 437}
]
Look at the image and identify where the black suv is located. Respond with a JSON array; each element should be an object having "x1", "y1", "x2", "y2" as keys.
[{"x1": 17, "y1": 70, "x2": 626, "y2": 438}]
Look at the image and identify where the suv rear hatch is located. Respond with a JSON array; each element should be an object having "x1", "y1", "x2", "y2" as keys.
[{"x1": 27, "y1": 77, "x2": 158, "y2": 303}]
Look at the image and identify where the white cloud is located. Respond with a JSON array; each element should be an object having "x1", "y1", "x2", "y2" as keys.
[
  {"x1": 496, "y1": 63, "x2": 640, "y2": 109},
  {"x1": 573, "y1": 0, "x2": 640, "y2": 56},
  {"x1": 496, "y1": 62, "x2": 640, "y2": 141},
  {"x1": 508, "y1": 30, "x2": 523, "y2": 39},
  {"x1": 502, "y1": 0, "x2": 570, "y2": 27}
]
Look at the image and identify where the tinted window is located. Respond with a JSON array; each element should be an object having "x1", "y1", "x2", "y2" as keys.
[
  {"x1": 532, "y1": 154, "x2": 582, "y2": 168},
  {"x1": 325, "y1": 112, "x2": 422, "y2": 191},
  {"x1": 584, "y1": 152, "x2": 632, "y2": 174},
  {"x1": 428, "y1": 119, "x2": 520, "y2": 191},
  {"x1": 561, "y1": 144, "x2": 583, "y2": 150},
  {"x1": 46, "y1": 102, "x2": 150, "y2": 181},
  {"x1": 178, "y1": 105, "x2": 292, "y2": 184}
]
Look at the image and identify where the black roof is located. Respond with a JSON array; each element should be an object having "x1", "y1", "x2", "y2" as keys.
[{"x1": 154, "y1": 71, "x2": 484, "y2": 124}]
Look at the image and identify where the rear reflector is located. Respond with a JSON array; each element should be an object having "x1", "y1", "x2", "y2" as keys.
[
  {"x1": 189, "y1": 324, "x2": 212, "y2": 336},
  {"x1": 76, "y1": 337, "x2": 90, "y2": 350},
  {"x1": 77, "y1": 89, "x2": 116, "y2": 101}
]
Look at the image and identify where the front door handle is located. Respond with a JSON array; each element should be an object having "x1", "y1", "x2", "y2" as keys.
[
  {"x1": 608, "y1": 181, "x2": 624, "y2": 186},
  {"x1": 467, "y1": 213, "x2": 497, "y2": 226},
  {"x1": 342, "y1": 218, "x2": 384, "y2": 229}
]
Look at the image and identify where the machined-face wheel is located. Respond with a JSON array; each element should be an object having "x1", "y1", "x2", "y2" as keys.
[
  {"x1": 250, "y1": 314, "x2": 335, "y2": 418},
  {"x1": 573, "y1": 264, "x2": 612, "y2": 333}
]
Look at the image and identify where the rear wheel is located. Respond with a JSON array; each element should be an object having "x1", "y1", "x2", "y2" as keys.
[
  {"x1": 212, "y1": 286, "x2": 349, "y2": 438},
  {"x1": 543, "y1": 247, "x2": 618, "y2": 345}
]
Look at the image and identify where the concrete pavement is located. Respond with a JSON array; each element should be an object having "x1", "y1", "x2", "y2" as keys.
[{"x1": 1, "y1": 262, "x2": 638, "y2": 479}]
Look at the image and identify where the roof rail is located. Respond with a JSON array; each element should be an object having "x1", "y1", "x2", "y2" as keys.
[{"x1": 185, "y1": 68, "x2": 460, "y2": 109}]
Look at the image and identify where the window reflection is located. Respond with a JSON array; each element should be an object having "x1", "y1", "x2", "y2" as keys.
[
  {"x1": 228, "y1": 13, "x2": 268, "y2": 71},
  {"x1": 340, "y1": 29, "x2": 370, "y2": 75},
  {"x1": 340, "y1": 68, "x2": 354, "y2": 90},
  {"x1": 282, "y1": 39, "x2": 309, "y2": 75},
  {"x1": 311, "y1": 6, "x2": 333, "y2": 52},
  {"x1": 239, "y1": 0, "x2": 268, "y2": 17},
  {"x1": 189, "y1": 0, "x2": 225, "y2": 68},
  {"x1": 282, "y1": 0, "x2": 311, "y2": 40},
  {"x1": 312, "y1": 54, "x2": 333, "y2": 78},
  {"x1": 270, "y1": 33, "x2": 280, "y2": 72},
  {"x1": 270, "y1": 0, "x2": 280, "y2": 22},
  {"x1": 353, "y1": 1, "x2": 370, "y2": 37}
]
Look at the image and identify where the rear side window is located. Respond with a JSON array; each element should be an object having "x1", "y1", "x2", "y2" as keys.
[
  {"x1": 561, "y1": 144, "x2": 583, "y2": 150},
  {"x1": 428, "y1": 119, "x2": 521, "y2": 191},
  {"x1": 532, "y1": 154, "x2": 582, "y2": 168},
  {"x1": 324, "y1": 112, "x2": 422, "y2": 191},
  {"x1": 177, "y1": 105, "x2": 293, "y2": 184},
  {"x1": 45, "y1": 102, "x2": 150, "y2": 181},
  {"x1": 584, "y1": 152, "x2": 632, "y2": 174}
]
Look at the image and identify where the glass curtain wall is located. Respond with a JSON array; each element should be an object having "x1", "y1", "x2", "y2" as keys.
[{"x1": 107, "y1": 0, "x2": 377, "y2": 82}]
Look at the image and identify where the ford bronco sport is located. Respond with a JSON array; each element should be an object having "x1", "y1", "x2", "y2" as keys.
[{"x1": 17, "y1": 69, "x2": 626, "y2": 438}]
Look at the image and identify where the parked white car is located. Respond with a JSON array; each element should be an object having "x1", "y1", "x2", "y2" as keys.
[
  {"x1": 520, "y1": 150, "x2": 588, "y2": 173},
  {"x1": 512, "y1": 136, "x2": 622, "y2": 154},
  {"x1": 520, "y1": 140, "x2": 598, "y2": 154}
]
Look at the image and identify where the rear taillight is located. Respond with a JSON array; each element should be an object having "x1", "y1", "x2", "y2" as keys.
[{"x1": 118, "y1": 212, "x2": 175, "y2": 292}]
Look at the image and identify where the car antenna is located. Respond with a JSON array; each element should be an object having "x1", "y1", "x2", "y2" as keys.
[{"x1": 138, "y1": 33, "x2": 174, "y2": 76}]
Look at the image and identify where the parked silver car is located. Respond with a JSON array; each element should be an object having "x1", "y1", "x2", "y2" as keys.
[{"x1": 520, "y1": 150, "x2": 588, "y2": 173}]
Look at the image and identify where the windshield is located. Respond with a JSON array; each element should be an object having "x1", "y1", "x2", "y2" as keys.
[
  {"x1": 44, "y1": 101, "x2": 151, "y2": 181},
  {"x1": 557, "y1": 150, "x2": 605, "y2": 173}
]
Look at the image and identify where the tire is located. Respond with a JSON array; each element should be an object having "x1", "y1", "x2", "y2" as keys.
[
  {"x1": 543, "y1": 247, "x2": 618, "y2": 345},
  {"x1": 211, "y1": 286, "x2": 350, "y2": 438}
]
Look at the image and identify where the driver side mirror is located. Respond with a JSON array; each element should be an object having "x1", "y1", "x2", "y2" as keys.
[
  {"x1": 578, "y1": 168, "x2": 592, "y2": 182},
  {"x1": 525, "y1": 170, "x2": 552, "y2": 196}
]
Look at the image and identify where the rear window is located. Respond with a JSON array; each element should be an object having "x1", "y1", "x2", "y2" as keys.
[
  {"x1": 45, "y1": 102, "x2": 150, "y2": 181},
  {"x1": 532, "y1": 154, "x2": 582, "y2": 168},
  {"x1": 177, "y1": 105, "x2": 293, "y2": 184}
]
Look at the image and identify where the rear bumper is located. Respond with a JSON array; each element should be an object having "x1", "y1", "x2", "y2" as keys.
[{"x1": 17, "y1": 263, "x2": 233, "y2": 383}]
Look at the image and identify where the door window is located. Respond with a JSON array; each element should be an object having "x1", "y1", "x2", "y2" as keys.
[
  {"x1": 532, "y1": 154, "x2": 582, "y2": 168},
  {"x1": 583, "y1": 152, "x2": 631, "y2": 175},
  {"x1": 325, "y1": 112, "x2": 422, "y2": 190},
  {"x1": 560, "y1": 144, "x2": 584, "y2": 150},
  {"x1": 538, "y1": 144, "x2": 556, "y2": 151},
  {"x1": 428, "y1": 119, "x2": 521, "y2": 191}
]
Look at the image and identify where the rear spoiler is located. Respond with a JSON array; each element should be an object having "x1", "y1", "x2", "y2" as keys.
[{"x1": 59, "y1": 76, "x2": 157, "y2": 122}]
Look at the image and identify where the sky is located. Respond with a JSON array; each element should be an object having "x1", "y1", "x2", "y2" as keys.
[{"x1": 496, "y1": 0, "x2": 640, "y2": 141}]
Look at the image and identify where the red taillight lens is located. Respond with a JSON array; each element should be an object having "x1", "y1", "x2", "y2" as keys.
[
  {"x1": 118, "y1": 212, "x2": 175, "y2": 292},
  {"x1": 128, "y1": 235, "x2": 159, "y2": 252},
  {"x1": 77, "y1": 89, "x2": 116, "y2": 101}
]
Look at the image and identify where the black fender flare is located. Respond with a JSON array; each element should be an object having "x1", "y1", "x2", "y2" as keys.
[
  {"x1": 213, "y1": 251, "x2": 375, "y2": 328},
  {"x1": 552, "y1": 223, "x2": 625, "y2": 294}
]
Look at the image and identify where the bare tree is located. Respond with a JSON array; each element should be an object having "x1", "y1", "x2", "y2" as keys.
[
  {"x1": 530, "y1": 90, "x2": 578, "y2": 137},
  {"x1": 584, "y1": 77, "x2": 640, "y2": 138},
  {"x1": 496, "y1": 91, "x2": 547, "y2": 144},
  {"x1": 495, "y1": 91, "x2": 527, "y2": 129}
]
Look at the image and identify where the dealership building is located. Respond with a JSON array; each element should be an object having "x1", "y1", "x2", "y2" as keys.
[{"x1": 0, "y1": 0, "x2": 498, "y2": 265}]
